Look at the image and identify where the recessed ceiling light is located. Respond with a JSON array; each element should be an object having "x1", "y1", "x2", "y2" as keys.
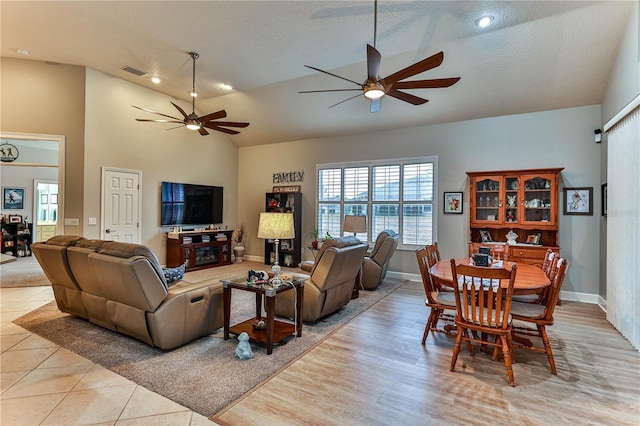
[
  {"x1": 190, "y1": 91, "x2": 198, "y2": 97},
  {"x1": 476, "y1": 15, "x2": 494, "y2": 28},
  {"x1": 220, "y1": 83, "x2": 233, "y2": 91},
  {"x1": 151, "y1": 77, "x2": 161, "y2": 84},
  {"x1": 17, "y1": 48, "x2": 30, "y2": 56}
]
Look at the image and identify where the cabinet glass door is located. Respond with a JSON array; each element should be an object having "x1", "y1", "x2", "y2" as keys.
[
  {"x1": 522, "y1": 174, "x2": 554, "y2": 225},
  {"x1": 504, "y1": 176, "x2": 519, "y2": 224},
  {"x1": 474, "y1": 177, "x2": 502, "y2": 223}
]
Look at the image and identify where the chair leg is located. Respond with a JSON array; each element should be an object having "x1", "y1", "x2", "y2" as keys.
[
  {"x1": 492, "y1": 335, "x2": 500, "y2": 361},
  {"x1": 501, "y1": 334, "x2": 516, "y2": 387},
  {"x1": 432, "y1": 308, "x2": 442, "y2": 330},
  {"x1": 450, "y1": 327, "x2": 464, "y2": 372},
  {"x1": 422, "y1": 309, "x2": 435, "y2": 345},
  {"x1": 464, "y1": 329, "x2": 473, "y2": 355},
  {"x1": 538, "y1": 325, "x2": 557, "y2": 375}
]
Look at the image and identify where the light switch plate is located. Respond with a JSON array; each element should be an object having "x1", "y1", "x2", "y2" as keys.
[
  {"x1": 64, "y1": 218, "x2": 80, "y2": 226},
  {"x1": 88, "y1": 217, "x2": 97, "y2": 225}
]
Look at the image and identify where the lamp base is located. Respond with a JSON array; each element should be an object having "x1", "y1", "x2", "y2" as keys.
[{"x1": 270, "y1": 264, "x2": 284, "y2": 288}]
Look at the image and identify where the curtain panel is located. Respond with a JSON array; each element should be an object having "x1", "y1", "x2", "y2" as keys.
[{"x1": 606, "y1": 101, "x2": 640, "y2": 350}]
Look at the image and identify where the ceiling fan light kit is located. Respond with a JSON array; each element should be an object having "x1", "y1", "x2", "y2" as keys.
[
  {"x1": 363, "y1": 81, "x2": 385, "y2": 99},
  {"x1": 300, "y1": 0, "x2": 460, "y2": 113},
  {"x1": 132, "y1": 51, "x2": 249, "y2": 136}
]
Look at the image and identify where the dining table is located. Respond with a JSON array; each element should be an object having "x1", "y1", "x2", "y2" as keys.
[
  {"x1": 429, "y1": 258, "x2": 551, "y2": 346},
  {"x1": 429, "y1": 258, "x2": 551, "y2": 294}
]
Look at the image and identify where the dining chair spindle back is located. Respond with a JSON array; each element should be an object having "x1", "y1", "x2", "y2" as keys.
[
  {"x1": 416, "y1": 246, "x2": 456, "y2": 343},
  {"x1": 450, "y1": 259, "x2": 518, "y2": 386}
]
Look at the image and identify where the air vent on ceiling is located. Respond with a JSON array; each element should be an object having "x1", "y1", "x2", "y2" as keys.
[{"x1": 120, "y1": 65, "x2": 146, "y2": 76}]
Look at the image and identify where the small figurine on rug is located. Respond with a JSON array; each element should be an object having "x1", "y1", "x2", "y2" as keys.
[{"x1": 235, "y1": 332, "x2": 254, "y2": 360}]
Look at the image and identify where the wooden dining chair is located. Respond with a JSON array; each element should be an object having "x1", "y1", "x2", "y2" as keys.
[
  {"x1": 415, "y1": 247, "x2": 456, "y2": 344},
  {"x1": 510, "y1": 257, "x2": 569, "y2": 375},
  {"x1": 513, "y1": 249, "x2": 558, "y2": 304},
  {"x1": 490, "y1": 243, "x2": 509, "y2": 262},
  {"x1": 541, "y1": 249, "x2": 557, "y2": 277},
  {"x1": 450, "y1": 259, "x2": 518, "y2": 386}
]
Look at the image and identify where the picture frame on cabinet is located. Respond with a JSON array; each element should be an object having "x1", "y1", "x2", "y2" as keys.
[
  {"x1": 526, "y1": 233, "x2": 541, "y2": 245},
  {"x1": 563, "y1": 187, "x2": 593, "y2": 215},
  {"x1": 479, "y1": 229, "x2": 493, "y2": 242},
  {"x1": 443, "y1": 192, "x2": 463, "y2": 214},
  {"x1": 601, "y1": 183, "x2": 607, "y2": 217},
  {"x1": 3, "y1": 187, "x2": 24, "y2": 210},
  {"x1": 9, "y1": 215, "x2": 22, "y2": 223}
]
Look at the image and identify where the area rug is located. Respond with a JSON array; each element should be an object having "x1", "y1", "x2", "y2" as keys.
[
  {"x1": 0, "y1": 255, "x2": 49, "y2": 288},
  {"x1": 14, "y1": 267, "x2": 402, "y2": 417}
]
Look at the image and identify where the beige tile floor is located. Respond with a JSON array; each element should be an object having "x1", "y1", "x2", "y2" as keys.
[{"x1": 1, "y1": 286, "x2": 217, "y2": 425}]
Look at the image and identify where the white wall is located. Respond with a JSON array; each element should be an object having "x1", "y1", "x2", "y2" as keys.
[
  {"x1": 238, "y1": 105, "x2": 602, "y2": 296},
  {"x1": 83, "y1": 69, "x2": 239, "y2": 261}
]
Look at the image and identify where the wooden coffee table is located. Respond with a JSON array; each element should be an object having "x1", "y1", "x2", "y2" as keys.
[{"x1": 222, "y1": 276, "x2": 304, "y2": 354}]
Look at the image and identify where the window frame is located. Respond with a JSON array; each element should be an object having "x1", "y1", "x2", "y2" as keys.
[{"x1": 316, "y1": 156, "x2": 438, "y2": 250}]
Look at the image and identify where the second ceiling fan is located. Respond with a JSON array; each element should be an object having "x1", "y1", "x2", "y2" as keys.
[
  {"x1": 300, "y1": 1, "x2": 460, "y2": 113},
  {"x1": 133, "y1": 52, "x2": 249, "y2": 135}
]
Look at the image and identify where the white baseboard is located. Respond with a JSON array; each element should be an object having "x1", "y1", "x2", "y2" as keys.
[
  {"x1": 244, "y1": 254, "x2": 265, "y2": 263},
  {"x1": 386, "y1": 270, "x2": 604, "y2": 308}
]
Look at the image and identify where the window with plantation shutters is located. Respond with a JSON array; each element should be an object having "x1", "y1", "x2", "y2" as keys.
[{"x1": 316, "y1": 157, "x2": 437, "y2": 248}]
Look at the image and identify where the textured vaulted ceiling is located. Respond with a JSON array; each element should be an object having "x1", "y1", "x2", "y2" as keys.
[{"x1": 1, "y1": 1, "x2": 633, "y2": 147}]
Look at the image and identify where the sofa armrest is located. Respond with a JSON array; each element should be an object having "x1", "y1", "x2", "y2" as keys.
[{"x1": 300, "y1": 261, "x2": 314, "y2": 272}]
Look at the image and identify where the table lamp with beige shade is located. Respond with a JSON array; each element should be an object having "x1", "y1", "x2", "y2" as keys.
[
  {"x1": 257, "y1": 212, "x2": 295, "y2": 288},
  {"x1": 343, "y1": 214, "x2": 367, "y2": 238}
]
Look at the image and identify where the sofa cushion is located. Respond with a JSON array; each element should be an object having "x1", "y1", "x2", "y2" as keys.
[
  {"x1": 163, "y1": 264, "x2": 185, "y2": 285},
  {"x1": 75, "y1": 238, "x2": 110, "y2": 250},
  {"x1": 46, "y1": 235, "x2": 85, "y2": 247},
  {"x1": 97, "y1": 242, "x2": 167, "y2": 288}
]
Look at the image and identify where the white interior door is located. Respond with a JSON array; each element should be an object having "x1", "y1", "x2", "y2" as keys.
[{"x1": 101, "y1": 167, "x2": 141, "y2": 243}]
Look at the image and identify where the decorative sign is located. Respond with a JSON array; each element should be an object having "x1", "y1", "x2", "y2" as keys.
[
  {"x1": 273, "y1": 170, "x2": 304, "y2": 184},
  {"x1": 273, "y1": 185, "x2": 301, "y2": 193},
  {"x1": 0, "y1": 143, "x2": 19, "y2": 162}
]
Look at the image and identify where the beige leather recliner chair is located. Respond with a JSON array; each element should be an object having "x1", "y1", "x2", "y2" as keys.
[
  {"x1": 32, "y1": 236, "x2": 224, "y2": 350},
  {"x1": 361, "y1": 229, "x2": 399, "y2": 290},
  {"x1": 275, "y1": 236, "x2": 367, "y2": 322}
]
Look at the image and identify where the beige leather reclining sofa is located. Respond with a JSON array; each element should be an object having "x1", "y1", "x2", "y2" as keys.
[
  {"x1": 276, "y1": 236, "x2": 367, "y2": 322},
  {"x1": 31, "y1": 236, "x2": 223, "y2": 350}
]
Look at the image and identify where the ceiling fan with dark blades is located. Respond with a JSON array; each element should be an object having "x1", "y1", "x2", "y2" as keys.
[
  {"x1": 300, "y1": 1, "x2": 460, "y2": 113},
  {"x1": 132, "y1": 52, "x2": 249, "y2": 136}
]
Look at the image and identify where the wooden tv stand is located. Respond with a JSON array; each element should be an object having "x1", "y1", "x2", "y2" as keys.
[{"x1": 166, "y1": 230, "x2": 233, "y2": 271}]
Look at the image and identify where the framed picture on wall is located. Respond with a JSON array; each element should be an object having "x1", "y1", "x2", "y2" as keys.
[
  {"x1": 2, "y1": 187, "x2": 25, "y2": 210},
  {"x1": 601, "y1": 183, "x2": 607, "y2": 217},
  {"x1": 443, "y1": 192, "x2": 463, "y2": 214},
  {"x1": 563, "y1": 187, "x2": 593, "y2": 215}
]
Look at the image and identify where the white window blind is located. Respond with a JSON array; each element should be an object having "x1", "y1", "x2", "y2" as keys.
[{"x1": 317, "y1": 157, "x2": 437, "y2": 247}]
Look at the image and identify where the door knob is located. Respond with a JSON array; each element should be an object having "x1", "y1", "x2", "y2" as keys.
[{"x1": 105, "y1": 229, "x2": 112, "y2": 233}]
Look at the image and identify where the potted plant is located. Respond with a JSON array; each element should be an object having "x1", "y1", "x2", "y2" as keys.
[{"x1": 307, "y1": 228, "x2": 319, "y2": 249}]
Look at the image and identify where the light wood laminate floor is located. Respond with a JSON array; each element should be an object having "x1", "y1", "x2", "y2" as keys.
[
  {"x1": 2, "y1": 282, "x2": 639, "y2": 425},
  {"x1": 214, "y1": 282, "x2": 640, "y2": 425}
]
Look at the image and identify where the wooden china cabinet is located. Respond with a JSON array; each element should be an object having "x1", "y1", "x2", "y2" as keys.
[{"x1": 466, "y1": 168, "x2": 563, "y2": 266}]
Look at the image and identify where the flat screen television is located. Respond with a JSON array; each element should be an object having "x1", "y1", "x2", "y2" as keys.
[{"x1": 161, "y1": 181, "x2": 223, "y2": 226}]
